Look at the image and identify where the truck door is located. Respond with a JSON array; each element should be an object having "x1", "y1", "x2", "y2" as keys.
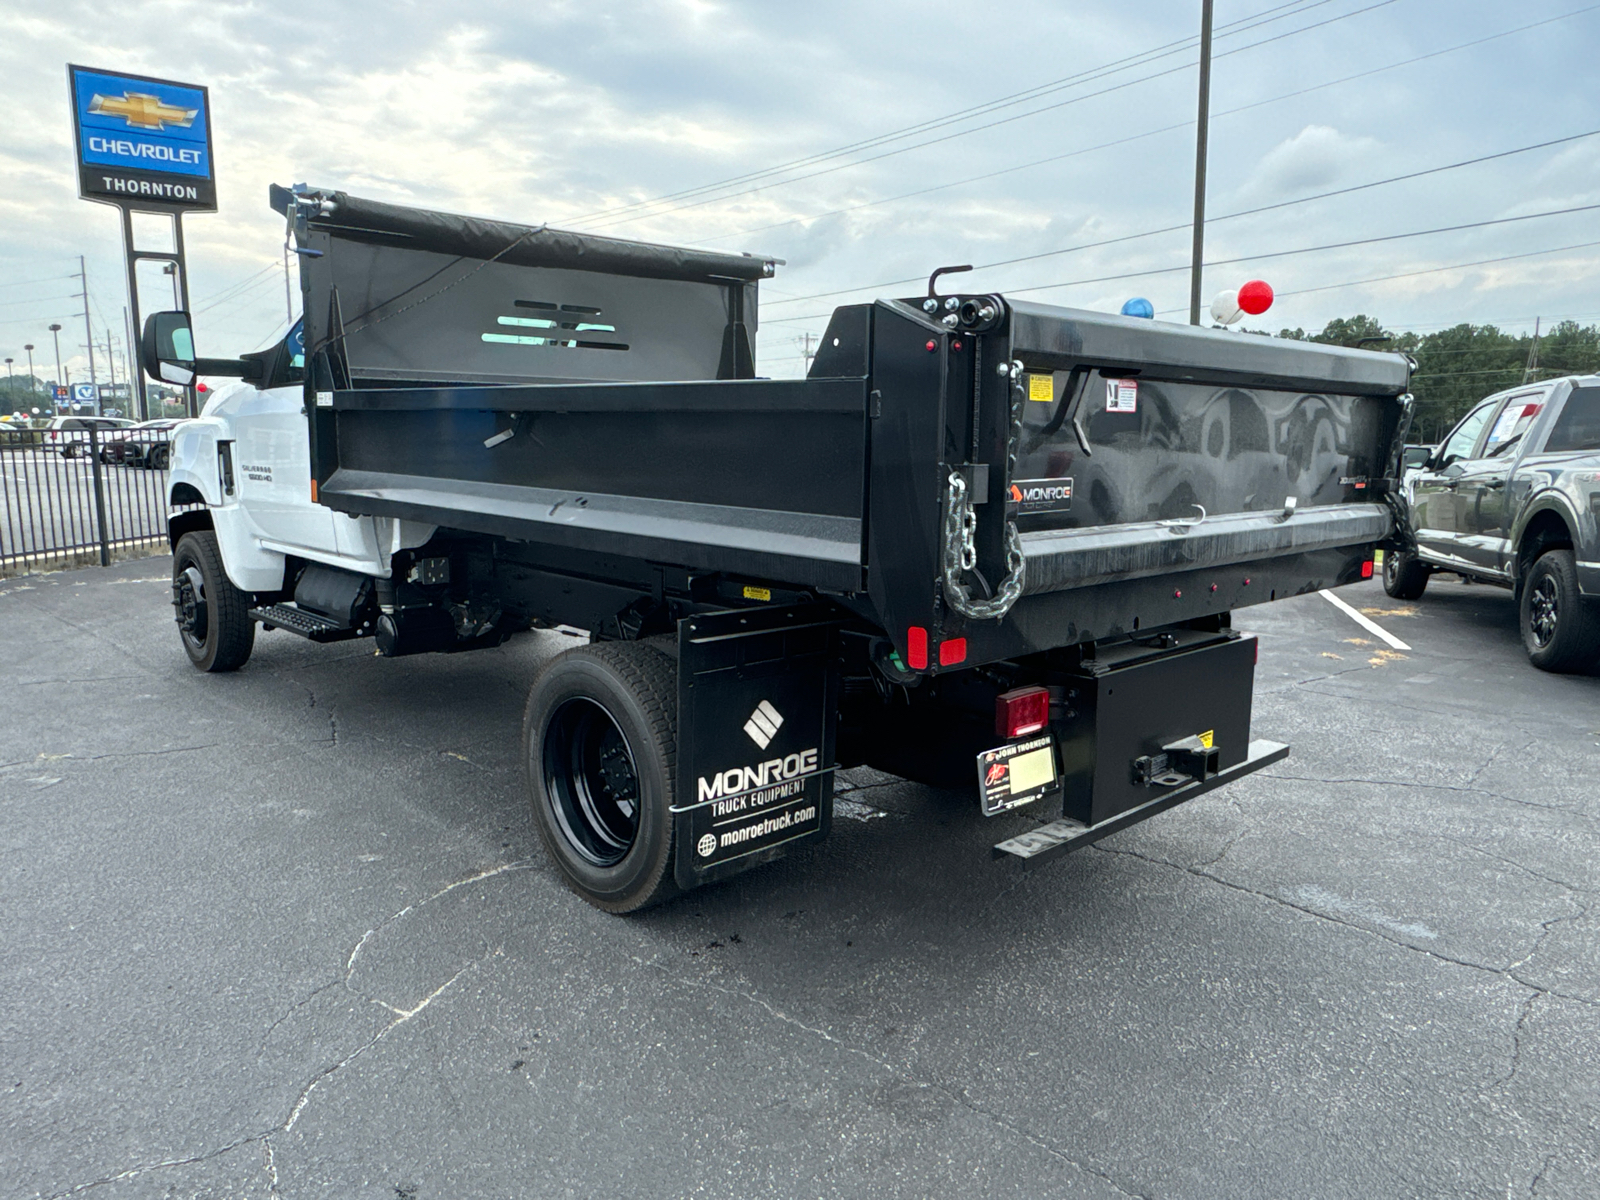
[
  {"x1": 1411, "y1": 397, "x2": 1499, "y2": 567},
  {"x1": 234, "y1": 384, "x2": 339, "y2": 554},
  {"x1": 1454, "y1": 391, "x2": 1545, "y2": 576}
]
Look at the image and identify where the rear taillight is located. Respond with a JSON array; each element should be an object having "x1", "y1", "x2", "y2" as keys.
[
  {"x1": 1361, "y1": 558, "x2": 1374, "y2": 579},
  {"x1": 996, "y1": 686, "x2": 1050, "y2": 739}
]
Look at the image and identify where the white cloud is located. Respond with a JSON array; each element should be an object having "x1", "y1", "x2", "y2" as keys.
[{"x1": 1233, "y1": 124, "x2": 1382, "y2": 202}]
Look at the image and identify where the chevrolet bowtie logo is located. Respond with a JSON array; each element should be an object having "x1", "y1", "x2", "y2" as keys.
[{"x1": 90, "y1": 92, "x2": 197, "y2": 131}]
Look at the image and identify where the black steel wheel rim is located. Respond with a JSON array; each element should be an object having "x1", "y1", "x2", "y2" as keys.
[
  {"x1": 543, "y1": 698, "x2": 641, "y2": 867},
  {"x1": 1529, "y1": 575, "x2": 1559, "y2": 648},
  {"x1": 1383, "y1": 552, "x2": 1400, "y2": 587},
  {"x1": 173, "y1": 563, "x2": 208, "y2": 650}
]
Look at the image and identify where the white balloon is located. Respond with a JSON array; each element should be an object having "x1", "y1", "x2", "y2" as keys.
[{"x1": 1209, "y1": 289, "x2": 1243, "y2": 325}]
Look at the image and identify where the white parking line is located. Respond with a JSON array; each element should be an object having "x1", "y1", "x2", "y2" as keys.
[{"x1": 1318, "y1": 589, "x2": 1411, "y2": 651}]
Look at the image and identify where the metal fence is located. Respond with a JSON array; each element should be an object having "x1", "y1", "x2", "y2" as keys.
[{"x1": 0, "y1": 426, "x2": 175, "y2": 575}]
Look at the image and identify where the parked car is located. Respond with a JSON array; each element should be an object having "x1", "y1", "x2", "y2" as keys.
[
  {"x1": 1385, "y1": 376, "x2": 1600, "y2": 670},
  {"x1": 101, "y1": 420, "x2": 180, "y2": 469},
  {"x1": 44, "y1": 416, "x2": 135, "y2": 457}
]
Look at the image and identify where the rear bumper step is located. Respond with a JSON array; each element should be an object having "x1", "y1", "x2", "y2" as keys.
[
  {"x1": 1019, "y1": 504, "x2": 1390, "y2": 594},
  {"x1": 249, "y1": 603, "x2": 364, "y2": 643},
  {"x1": 992, "y1": 739, "x2": 1289, "y2": 869}
]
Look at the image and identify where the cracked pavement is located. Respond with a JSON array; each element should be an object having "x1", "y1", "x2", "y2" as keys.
[{"x1": 3, "y1": 560, "x2": 1599, "y2": 1198}]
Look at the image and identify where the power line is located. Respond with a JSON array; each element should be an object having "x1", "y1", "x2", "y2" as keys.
[
  {"x1": 764, "y1": 127, "x2": 1600, "y2": 311},
  {"x1": 572, "y1": 0, "x2": 1335, "y2": 227},
  {"x1": 764, "y1": 203, "x2": 1600, "y2": 326},
  {"x1": 0, "y1": 273, "x2": 76, "y2": 291},
  {"x1": 583, "y1": 0, "x2": 1404, "y2": 232},
  {"x1": 1150, "y1": 239, "x2": 1600, "y2": 318},
  {"x1": 1004, "y1": 202, "x2": 1600, "y2": 298},
  {"x1": 700, "y1": 5, "x2": 1600, "y2": 251},
  {"x1": 190, "y1": 261, "x2": 281, "y2": 311}
]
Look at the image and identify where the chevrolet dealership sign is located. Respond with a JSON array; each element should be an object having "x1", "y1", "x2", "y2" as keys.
[{"x1": 68, "y1": 65, "x2": 216, "y2": 210}]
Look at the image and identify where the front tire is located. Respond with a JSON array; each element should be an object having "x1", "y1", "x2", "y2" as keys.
[
  {"x1": 172, "y1": 530, "x2": 255, "y2": 672},
  {"x1": 524, "y1": 642, "x2": 680, "y2": 913},
  {"x1": 1520, "y1": 548, "x2": 1600, "y2": 673},
  {"x1": 1382, "y1": 549, "x2": 1429, "y2": 600}
]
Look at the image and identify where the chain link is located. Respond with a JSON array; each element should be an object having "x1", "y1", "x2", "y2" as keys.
[{"x1": 942, "y1": 358, "x2": 1027, "y2": 621}]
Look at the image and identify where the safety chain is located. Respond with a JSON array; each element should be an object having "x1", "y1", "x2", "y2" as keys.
[{"x1": 942, "y1": 359, "x2": 1027, "y2": 621}]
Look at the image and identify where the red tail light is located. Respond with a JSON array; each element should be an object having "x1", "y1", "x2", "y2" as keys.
[
  {"x1": 906, "y1": 626, "x2": 928, "y2": 671},
  {"x1": 996, "y1": 686, "x2": 1050, "y2": 739},
  {"x1": 1361, "y1": 558, "x2": 1374, "y2": 579},
  {"x1": 938, "y1": 637, "x2": 967, "y2": 666}
]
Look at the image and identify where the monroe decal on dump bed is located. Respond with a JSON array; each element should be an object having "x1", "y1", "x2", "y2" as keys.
[{"x1": 1008, "y1": 478, "x2": 1073, "y2": 514}]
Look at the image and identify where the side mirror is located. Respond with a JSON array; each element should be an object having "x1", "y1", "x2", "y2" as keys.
[
  {"x1": 142, "y1": 311, "x2": 197, "y2": 385},
  {"x1": 141, "y1": 311, "x2": 264, "y2": 387}
]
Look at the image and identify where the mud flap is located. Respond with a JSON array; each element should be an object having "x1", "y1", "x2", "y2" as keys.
[{"x1": 672, "y1": 605, "x2": 839, "y2": 892}]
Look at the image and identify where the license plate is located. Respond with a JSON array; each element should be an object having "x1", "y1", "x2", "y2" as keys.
[{"x1": 977, "y1": 735, "x2": 1059, "y2": 817}]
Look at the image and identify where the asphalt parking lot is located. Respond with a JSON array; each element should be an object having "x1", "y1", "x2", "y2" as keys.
[{"x1": 3, "y1": 560, "x2": 1598, "y2": 1199}]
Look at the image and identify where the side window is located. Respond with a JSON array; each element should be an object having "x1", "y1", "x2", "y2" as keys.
[
  {"x1": 1484, "y1": 393, "x2": 1544, "y2": 456},
  {"x1": 1543, "y1": 386, "x2": 1600, "y2": 453},
  {"x1": 1439, "y1": 400, "x2": 1499, "y2": 465}
]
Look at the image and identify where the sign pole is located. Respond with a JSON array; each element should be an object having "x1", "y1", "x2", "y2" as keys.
[{"x1": 119, "y1": 208, "x2": 150, "y2": 421}]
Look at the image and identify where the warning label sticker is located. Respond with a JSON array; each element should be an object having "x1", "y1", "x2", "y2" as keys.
[
  {"x1": 977, "y1": 735, "x2": 1059, "y2": 817},
  {"x1": 1028, "y1": 373, "x2": 1055, "y2": 402},
  {"x1": 1105, "y1": 378, "x2": 1138, "y2": 413}
]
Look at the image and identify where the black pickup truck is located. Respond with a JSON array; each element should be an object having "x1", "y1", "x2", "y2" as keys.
[
  {"x1": 144, "y1": 185, "x2": 1411, "y2": 912},
  {"x1": 1385, "y1": 377, "x2": 1600, "y2": 670}
]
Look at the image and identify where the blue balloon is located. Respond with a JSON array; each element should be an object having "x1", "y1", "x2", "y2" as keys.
[{"x1": 1120, "y1": 297, "x2": 1155, "y2": 319}]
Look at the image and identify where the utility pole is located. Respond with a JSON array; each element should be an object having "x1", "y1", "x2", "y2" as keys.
[
  {"x1": 4, "y1": 358, "x2": 13, "y2": 410},
  {"x1": 24, "y1": 344, "x2": 37, "y2": 407},
  {"x1": 105, "y1": 326, "x2": 118, "y2": 402},
  {"x1": 49, "y1": 323, "x2": 64, "y2": 385},
  {"x1": 124, "y1": 306, "x2": 143, "y2": 420},
  {"x1": 1188, "y1": 0, "x2": 1215, "y2": 327},
  {"x1": 79, "y1": 256, "x2": 97, "y2": 388},
  {"x1": 1523, "y1": 317, "x2": 1542, "y2": 384},
  {"x1": 801, "y1": 332, "x2": 815, "y2": 373}
]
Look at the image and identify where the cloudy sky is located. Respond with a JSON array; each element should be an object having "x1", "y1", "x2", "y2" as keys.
[{"x1": 3, "y1": 0, "x2": 1599, "y2": 385}]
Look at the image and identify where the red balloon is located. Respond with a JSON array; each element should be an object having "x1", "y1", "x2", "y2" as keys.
[{"x1": 1237, "y1": 279, "x2": 1274, "y2": 315}]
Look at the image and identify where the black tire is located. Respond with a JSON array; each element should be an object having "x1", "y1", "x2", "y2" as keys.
[
  {"x1": 148, "y1": 445, "x2": 170, "y2": 470},
  {"x1": 1520, "y1": 548, "x2": 1600, "y2": 673},
  {"x1": 523, "y1": 642, "x2": 680, "y2": 913},
  {"x1": 172, "y1": 530, "x2": 255, "y2": 672},
  {"x1": 1382, "y1": 549, "x2": 1429, "y2": 600},
  {"x1": 62, "y1": 444, "x2": 77, "y2": 459}
]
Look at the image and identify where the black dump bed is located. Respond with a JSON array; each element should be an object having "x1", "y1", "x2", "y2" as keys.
[{"x1": 280, "y1": 185, "x2": 1410, "y2": 671}]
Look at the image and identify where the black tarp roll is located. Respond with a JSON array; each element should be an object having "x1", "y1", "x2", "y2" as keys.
[{"x1": 272, "y1": 185, "x2": 775, "y2": 284}]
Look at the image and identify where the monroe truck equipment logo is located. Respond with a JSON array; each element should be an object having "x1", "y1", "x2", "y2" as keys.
[
  {"x1": 743, "y1": 700, "x2": 783, "y2": 748},
  {"x1": 697, "y1": 747, "x2": 820, "y2": 806},
  {"x1": 1007, "y1": 478, "x2": 1073, "y2": 514}
]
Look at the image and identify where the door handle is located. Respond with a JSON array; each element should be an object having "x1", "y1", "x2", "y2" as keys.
[{"x1": 1484, "y1": 479, "x2": 1505, "y2": 489}]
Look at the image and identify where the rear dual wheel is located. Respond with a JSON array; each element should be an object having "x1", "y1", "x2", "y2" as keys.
[{"x1": 523, "y1": 642, "x2": 680, "y2": 913}]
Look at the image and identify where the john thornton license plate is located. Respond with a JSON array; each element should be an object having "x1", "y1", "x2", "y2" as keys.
[{"x1": 977, "y1": 735, "x2": 1059, "y2": 817}]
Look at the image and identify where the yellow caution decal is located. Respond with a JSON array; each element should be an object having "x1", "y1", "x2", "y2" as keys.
[
  {"x1": 1198, "y1": 730, "x2": 1214, "y2": 749},
  {"x1": 1028, "y1": 373, "x2": 1054, "y2": 402},
  {"x1": 743, "y1": 585, "x2": 772, "y2": 602}
]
